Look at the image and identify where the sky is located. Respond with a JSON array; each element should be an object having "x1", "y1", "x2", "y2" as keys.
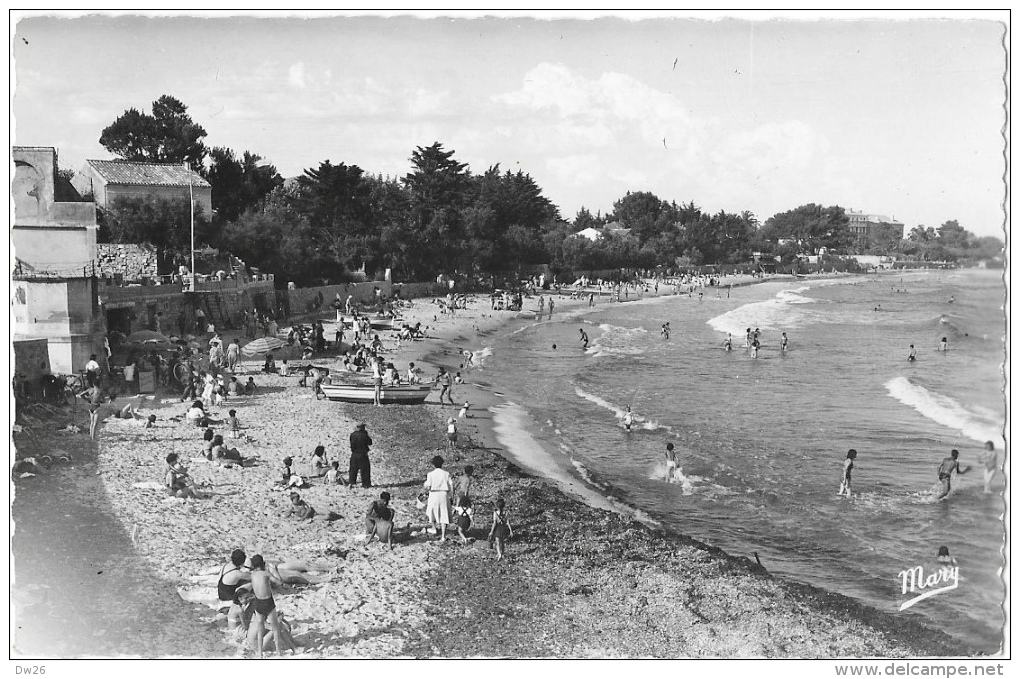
[{"x1": 10, "y1": 10, "x2": 1009, "y2": 239}]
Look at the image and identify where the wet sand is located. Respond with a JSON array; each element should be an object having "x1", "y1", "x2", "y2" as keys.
[{"x1": 11, "y1": 277, "x2": 964, "y2": 658}]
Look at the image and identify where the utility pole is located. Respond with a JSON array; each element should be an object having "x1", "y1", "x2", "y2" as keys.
[{"x1": 187, "y1": 162, "x2": 196, "y2": 291}]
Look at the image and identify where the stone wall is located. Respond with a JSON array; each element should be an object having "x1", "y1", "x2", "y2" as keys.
[
  {"x1": 96, "y1": 243, "x2": 159, "y2": 281},
  {"x1": 282, "y1": 281, "x2": 392, "y2": 320},
  {"x1": 392, "y1": 281, "x2": 450, "y2": 300},
  {"x1": 102, "y1": 279, "x2": 278, "y2": 336}
]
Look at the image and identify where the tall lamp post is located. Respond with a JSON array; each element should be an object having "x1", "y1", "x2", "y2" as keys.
[{"x1": 188, "y1": 163, "x2": 196, "y2": 291}]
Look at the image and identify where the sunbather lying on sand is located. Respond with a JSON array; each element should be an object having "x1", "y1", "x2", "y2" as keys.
[
  {"x1": 268, "y1": 560, "x2": 334, "y2": 586},
  {"x1": 284, "y1": 491, "x2": 316, "y2": 521}
]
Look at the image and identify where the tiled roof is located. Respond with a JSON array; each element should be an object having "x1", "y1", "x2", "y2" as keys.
[{"x1": 87, "y1": 159, "x2": 210, "y2": 187}]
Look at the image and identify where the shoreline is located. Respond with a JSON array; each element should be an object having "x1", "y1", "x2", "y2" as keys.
[
  {"x1": 402, "y1": 277, "x2": 973, "y2": 657},
  {"x1": 11, "y1": 272, "x2": 974, "y2": 658}
]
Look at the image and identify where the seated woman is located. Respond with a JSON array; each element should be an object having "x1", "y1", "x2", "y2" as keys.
[
  {"x1": 202, "y1": 428, "x2": 216, "y2": 460},
  {"x1": 262, "y1": 353, "x2": 278, "y2": 374},
  {"x1": 211, "y1": 434, "x2": 245, "y2": 464},
  {"x1": 364, "y1": 491, "x2": 395, "y2": 548},
  {"x1": 225, "y1": 376, "x2": 242, "y2": 397},
  {"x1": 228, "y1": 587, "x2": 256, "y2": 640},
  {"x1": 186, "y1": 401, "x2": 209, "y2": 427},
  {"x1": 165, "y1": 452, "x2": 203, "y2": 499},
  {"x1": 310, "y1": 446, "x2": 329, "y2": 477},
  {"x1": 277, "y1": 457, "x2": 307, "y2": 488},
  {"x1": 301, "y1": 345, "x2": 314, "y2": 361}
]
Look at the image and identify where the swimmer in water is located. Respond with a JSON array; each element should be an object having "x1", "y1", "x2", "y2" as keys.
[
  {"x1": 751, "y1": 338, "x2": 760, "y2": 359},
  {"x1": 744, "y1": 328, "x2": 752, "y2": 348},
  {"x1": 623, "y1": 406, "x2": 633, "y2": 431},
  {"x1": 665, "y1": 442, "x2": 678, "y2": 483},
  {"x1": 661, "y1": 323, "x2": 670, "y2": 340},
  {"x1": 723, "y1": 334, "x2": 733, "y2": 352},
  {"x1": 837, "y1": 448, "x2": 857, "y2": 498},
  {"x1": 781, "y1": 333, "x2": 788, "y2": 352},
  {"x1": 936, "y1": 546, "x2": 957, "y2": 573},
  {"x1": 907, "y1": 345, "x2": 917, "y2": 362},
  {"x1": 938, "y1": 337, "x2": 948, "y2": 352},
  {"x1": 935, "y1": 449, "x2": 969, "y2": 500},
  {"x1": 579, "y1": 328, "x2": 589, "y2": 349},
  {"x1": 980, "y1": 440, "x2": 999, "y2": 493}
]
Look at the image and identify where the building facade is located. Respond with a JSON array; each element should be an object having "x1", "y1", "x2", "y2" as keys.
[
  {"x1": 79, "y1": 159, "x2": 212, "y2": 216},
  {"x1": 12, "y1": 146, "x2": 106, "y2": 374},
  {"x1": 846, "y1": 210, "x2": 905, "y2": 245}
]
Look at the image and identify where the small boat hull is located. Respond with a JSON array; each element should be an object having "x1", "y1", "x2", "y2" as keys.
[
  {"x1": 320, "y1": 383, "x2": 432, "y2": 404},
  {"x1": 336, "y1": 314, "x2": 397, "y2": 331}
]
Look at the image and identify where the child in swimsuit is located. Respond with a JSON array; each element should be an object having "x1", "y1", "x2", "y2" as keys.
[
  {"x1": 248, "y1": 555, "x2": 283, "y2": 658},
  {"x1": 453, "y1": 498, "x2": 473, "y2": 544},
  {"x1": 488, "y1": 499, "x2": 513, "y2": 561},
  {"x1": 838, "y1": 449, "x2": 857, "y2": 498}
]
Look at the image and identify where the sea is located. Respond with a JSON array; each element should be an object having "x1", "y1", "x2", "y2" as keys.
[{"x1": 466, "y1": 269, "x2": 1006, "y2": 653}]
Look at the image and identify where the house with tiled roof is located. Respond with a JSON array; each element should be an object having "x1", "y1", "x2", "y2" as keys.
[{"x1": 79, "y1": 159, "x2": 212, "y2": 216}]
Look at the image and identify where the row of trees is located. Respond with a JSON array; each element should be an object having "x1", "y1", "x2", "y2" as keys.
[{"x1": 94, "y1": 96, "x2": 1002, "y2": 285}]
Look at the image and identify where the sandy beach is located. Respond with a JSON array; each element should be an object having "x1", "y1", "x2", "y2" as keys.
[{"x1": 11, "y1": 275, "x2": 964, "y2": 658}]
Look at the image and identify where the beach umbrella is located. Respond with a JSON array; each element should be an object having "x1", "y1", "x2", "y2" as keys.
[
  {"x1": 241, "y1": 336, "x2": 287, "y2": 356},
  {"x1": 126, "y1": 330, "x2": 171, "y2": 344}
]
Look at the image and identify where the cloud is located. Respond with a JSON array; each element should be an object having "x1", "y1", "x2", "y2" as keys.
[
  {"x1": 495, "y1": 63, "x2": 857, "y2": 218},
  {"x1": 288, "y1": 62, "x2": 306, "y2": 89},
  {"x1": 406, "y1": 88, "x2": 450, "y2": 117},
  {"x1": 547, "y1": 154, "x2": 604, "y2": 186},
  {"x1": 495, "y1": 62, "x2": 694, "y2": 148}
]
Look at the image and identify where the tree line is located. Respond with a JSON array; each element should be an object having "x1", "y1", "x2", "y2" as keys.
[{"x1": 93, "y1": 95, "x2": 1003, "y2": 286}]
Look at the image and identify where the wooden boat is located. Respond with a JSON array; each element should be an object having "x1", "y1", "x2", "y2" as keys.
[
  {"x1": 320, "y1": 382, "x2": 432, "y2": 404},
  {"x1": 336, "y1": 313, "x2": 398, "y2": 331}
]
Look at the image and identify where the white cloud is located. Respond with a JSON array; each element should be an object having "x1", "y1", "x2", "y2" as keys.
[
  {"x1": 547, "y1": 154, "x2": 604, "y2": 186},
  {"x1": 407, "y1": 88, "x2": 449, "y2": 117},
  {"x1": 288, "y1": 62, "x2": 306, "y2": 89},
  {"x1": 495, "y1": 62, "x2": 694, "y2": 148}
]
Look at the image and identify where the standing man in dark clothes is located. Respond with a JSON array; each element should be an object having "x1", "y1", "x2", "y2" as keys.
[{"x1": 349, "y1": 422, "x2": 373, "y2": 488}]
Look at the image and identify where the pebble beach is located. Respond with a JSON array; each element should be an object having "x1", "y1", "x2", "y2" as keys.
[{"x1": 11, "y1": 280, "x2": 966, "y2": 659}]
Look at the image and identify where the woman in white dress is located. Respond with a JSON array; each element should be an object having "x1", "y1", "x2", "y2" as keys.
[{"x1": 423, "y1": 455, "x2": 453, "y2": 541}]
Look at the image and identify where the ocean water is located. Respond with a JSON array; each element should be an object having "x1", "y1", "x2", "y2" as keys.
[{"x1": 468, "y1": 270, "x2": 1006, "y2": 653}]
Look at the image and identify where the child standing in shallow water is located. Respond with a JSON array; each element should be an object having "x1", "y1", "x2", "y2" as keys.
[
  {"x1": 488, "y1": 498, "x2": 513, "y2": 560},
  {"x1": 838, "y1": 449, "x2": 857, "y2": 498}
]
